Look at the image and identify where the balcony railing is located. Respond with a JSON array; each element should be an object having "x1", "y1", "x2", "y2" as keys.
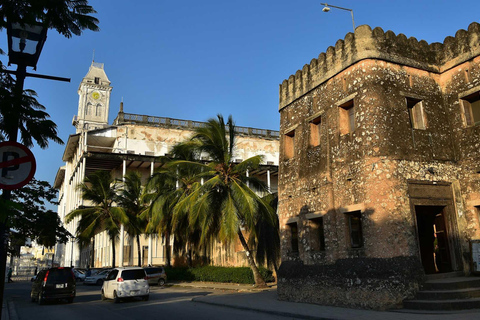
[{"x1": 113, "y1": 112, "x2": 280, "y2": 139}]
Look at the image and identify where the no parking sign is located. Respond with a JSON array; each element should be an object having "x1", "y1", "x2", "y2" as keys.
[{"x1": 0, "y1": 141, "x2": 36, "y2": 190}]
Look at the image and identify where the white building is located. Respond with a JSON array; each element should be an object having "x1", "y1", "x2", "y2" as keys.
[{"x1": 54, "y1": 62, "x2": 279, "y2": 268}]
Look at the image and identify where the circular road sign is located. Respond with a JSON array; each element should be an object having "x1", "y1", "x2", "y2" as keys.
[{"x1": 0, "y1": 141, "x2": 36, "y2": 190}]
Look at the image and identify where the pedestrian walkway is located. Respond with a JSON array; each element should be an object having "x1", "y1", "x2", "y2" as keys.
[{"x1": 170, "y1": 281, "x2": 480, "y2": 320}]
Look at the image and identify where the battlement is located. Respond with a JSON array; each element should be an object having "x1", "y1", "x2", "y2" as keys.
[{"x1": 279, "y1": 22, "x2": 480, "y2": 110}]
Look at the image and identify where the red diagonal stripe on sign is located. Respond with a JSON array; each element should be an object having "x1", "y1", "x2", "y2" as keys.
[{"x1": 0, "y1": 156, "x2": 31, "y2": 168}]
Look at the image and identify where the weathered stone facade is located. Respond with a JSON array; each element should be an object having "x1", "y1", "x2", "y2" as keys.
[{"x1": 277, "y1": 22, "x2": 480, "y2": 309}]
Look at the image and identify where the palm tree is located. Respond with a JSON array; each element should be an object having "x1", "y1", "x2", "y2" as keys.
[
  {"x1": 117, "y1": 171, "x2": 149, "y2": 267},
  {"x1": 249, "y1": 193, "x2": 280, "y2": 275},
  {"x1": 0, "y1": 1, "x2": 99, "y2": 38},
  {"x1": 65, "y1": 170, "x2": 128, "y2": 268},
  {"x1": 145, "y1": 144, "x2": 205, "y2": 267},
  {"x1": 0, "y1": 80, "x2": 63, "y2": 147},
  {"x1": 173, "y1": 115, "x2": 276, "y2": 287}
]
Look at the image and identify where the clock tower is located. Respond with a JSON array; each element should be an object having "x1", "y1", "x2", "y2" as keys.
[{"x1": 74, "y1": 61, "x2": 113, "y2": 133}]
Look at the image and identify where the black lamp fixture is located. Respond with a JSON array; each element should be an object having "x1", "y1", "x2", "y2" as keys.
[{"x1": 6, "y1": 21, "x2": 47, "y2": 70}]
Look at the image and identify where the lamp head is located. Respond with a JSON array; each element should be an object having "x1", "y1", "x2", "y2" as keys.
[{"x1": 322, "y1": 6, "x2": 330, "y2": 12}]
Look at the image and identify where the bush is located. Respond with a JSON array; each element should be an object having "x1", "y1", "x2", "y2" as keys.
[{"x1": 165, "y1": 266, "x2": 274, "y2": 284}]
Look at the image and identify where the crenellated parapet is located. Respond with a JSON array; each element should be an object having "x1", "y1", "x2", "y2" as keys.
[{"x1": 279, "y1": 22, "x2": 480, "y2": 110}]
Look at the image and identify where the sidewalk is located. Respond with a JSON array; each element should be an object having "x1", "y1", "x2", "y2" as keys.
[{"x1": 170, "y1": 281, "x2": 480, "y2": 320}]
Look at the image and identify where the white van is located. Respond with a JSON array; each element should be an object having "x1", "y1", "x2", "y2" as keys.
[{"x1": 101, "y1": 267, "x2": 149, "y2": 303}]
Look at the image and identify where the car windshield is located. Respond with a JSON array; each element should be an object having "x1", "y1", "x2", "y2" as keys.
[{"x1": 122, "y1": 269, "x2": 145, "y2": 280}]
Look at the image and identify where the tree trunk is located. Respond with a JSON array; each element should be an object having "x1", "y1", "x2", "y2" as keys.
[
  {"x1": 237, "y1": 229, "x2": 267, "y2": 288},
  {"x1": 111, "y1": 238, "x2": 116, "y2": 268},
  {"x1": 136, "y1": 234, "x2": 142, "y2": 266}
]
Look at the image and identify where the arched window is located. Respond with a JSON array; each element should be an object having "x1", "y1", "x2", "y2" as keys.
[
  {"x1": 96, "y1": 104, "x2": 102, "y2": 117},
  {"x1": 86, "y1": 103, "x2": 93, "y2": 116}
]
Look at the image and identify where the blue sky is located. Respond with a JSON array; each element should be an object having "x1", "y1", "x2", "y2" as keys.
[{"x1": 0, "y1": 0, "x2": 479, "y2": 188}]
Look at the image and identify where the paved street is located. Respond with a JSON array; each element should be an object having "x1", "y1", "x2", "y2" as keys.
[
  {"x1": 4, "y1": 280, "x2": 480, "y2": 320},
  {"x1": 3, "y1": 281, "x2": 287, "y2": 320}
]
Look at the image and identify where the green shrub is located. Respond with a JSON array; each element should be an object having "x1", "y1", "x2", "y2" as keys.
[{"x1": 165, "y1": 266, "x2": 274, "y2": 284}]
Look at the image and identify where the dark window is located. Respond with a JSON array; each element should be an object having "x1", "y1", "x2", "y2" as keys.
[
  {"x1": 284, "y1": 130, "x2": 295, "y2": 159},
  {"x1": 106, "y1": 270, "x2": 118, "y2": 281},
  {"x1": 288, "y1": 223, "x2": 299, "y2": 253},
  {"x1": 310, "y1": 116, "x2": 321, "y2": 147},
  {"x1": 407, "y1": 97, "x2": 426, "y2": 130},
  {"x1": 45, "y1": 268, "x2": 74, "y2": 284},
  {"x1": 121, "y1": 269, "x2": 146, "y2": 280},
  {"x1": 94, "y1": 77, "x2": 100, "y2": 84},
  {"x1": 144, "y1": 267, "x2": 163, "y2": 275},
  {"x1": 339, "y1": 100, "x2": 354, "y2": 134},
  {"x1": 345, "y1": 210, "x2": 363, "y2": 248},
  {"x1": 311, "y1": 218, "x2": 326, "y2": 251},
  {"x1": 461, "y1": 92, "x2": 480, "y2": 126}
]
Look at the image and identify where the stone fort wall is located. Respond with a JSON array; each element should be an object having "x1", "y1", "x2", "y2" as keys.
[{"x1": 277, "y1": 22, "x2": 480, "y2": 309}]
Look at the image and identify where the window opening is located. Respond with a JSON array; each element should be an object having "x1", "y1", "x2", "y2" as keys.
[
  {"x1": 461, "y1": 92, "x2": 480, "y2": 127},
  {"x1": 407, "y1": 97, "x2": 426, "y2": 130},
  {"x1": 339, "y1": 100, "x2": 354, "y2": 135},
  {"x1": 345, "y1": 210, "x2": 363, "y2": 248},
  {"x1": 94, "y1": 77, "x2": 100, "y2": 84},
  {"x1": 288, "y1": 223, "x2": 299, "y2": 253},
  {"x1": 284, "y1": 130, "x2": 295, "y2": 159},
  {"x1": 310, "y1": 217, "x2": 325, "y2": 251},
  {"x1": 309, "y1": 116, "x2": 321, "y2": 147}
]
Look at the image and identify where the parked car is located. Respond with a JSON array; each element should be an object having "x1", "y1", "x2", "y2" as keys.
[
  {"x1": 144, "y1": 266, "x2": 167, "y2": 286},
  {"x1": 30, "y1": 267, "x2": 76, "y2": 305},
  {"x1": 101, "y1": 267, "x2": 149, "y2": 303},
  {"x1": 84, "y1": 269, "x2": 111, "y2": 285},
  {"x1": 73, "y1": 269, "x2": 86, "y2": 282}
]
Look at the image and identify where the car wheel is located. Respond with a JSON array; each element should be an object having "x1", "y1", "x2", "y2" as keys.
[
  {"x1": 67, "y1": 298, "x2": 74, "y2": 304},
  {"x1": 158, "y1": 278, "x2": 165, "y2": 286},
  {"x1": 101, "y1": 290, "x2": 106, "y2": 301},
  {"x1": 143, "y1": 295, "x2": 149, "y2": 301},
  {"x1": 37, "y1": 293, "x2": 44, "y2": 305},
  {"x1": 113, "y1": 291, "x2": 120, "y2": 303},
  {"x1": 96, "y1": 279, "x2": 103, "y2": 286}
]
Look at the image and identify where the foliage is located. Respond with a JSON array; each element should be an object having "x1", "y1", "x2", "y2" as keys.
[
  {"x1": 0, "y1": 78, "x2": 63, "y2": 147},
  {"x1": 65, "y1": 170, "x2": 128, "y2": 267},
  {"x1": 249, "y1": 193, "x2": 280, "y2": 272},
  {"x1": 2, "y1": 179, "x2": 71, "y2": 255},
  {"x1": 144, "y1": 146, "x2": 204, "y2": 267},
  {"x1": 0, "y1": 0, "x2": 99, "y2": 38},
  {"x1": 117, "y1": 171, "x2": 148, "y2": 267},
  {"x1": 169, "y1": 115, "x2": 276, "y2": 287},
  {"x1": 164, "y1": 266, "x2": 274, "y2": 284}
]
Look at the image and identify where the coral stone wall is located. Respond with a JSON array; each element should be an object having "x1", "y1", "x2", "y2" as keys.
[{"x1": 278, "y1": 22, "x2": 480, "y2": 309}]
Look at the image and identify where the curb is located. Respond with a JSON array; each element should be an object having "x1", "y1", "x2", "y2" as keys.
[
  {"x1": 192, "y1": 297, "x2": 337, "y2": 320},
  {"x1": 7, "y1": 300, "x2": 18, "y2": 320}
]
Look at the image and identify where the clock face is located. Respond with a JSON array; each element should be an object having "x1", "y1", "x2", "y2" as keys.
[{"x1": 91, "y1": 91, "x2": 100, "y2": 100}]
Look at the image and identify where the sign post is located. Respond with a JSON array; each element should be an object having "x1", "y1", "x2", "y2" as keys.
[{"x1": 0, "y1": 141, "x2": 36, "y2": 190}]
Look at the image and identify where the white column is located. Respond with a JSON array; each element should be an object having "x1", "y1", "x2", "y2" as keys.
[
  {"x1": 267, "y1": 169, "x2": 271, "y2": 192},
  {"x1": 148, "y1": 236, "x2": 153, "y2": 266},
  {"x1": 246, "y1": 169, "x2": 250, "y2": 188},
  {"x1": 119, "y1": 224, "x2": 124, "y2": 267},
  {"x1": 119, "y1": 160, "x2": 127, "y2": 267},
  {"x1": 148, "y1": 161, "x2": 154, "y2": 266}
]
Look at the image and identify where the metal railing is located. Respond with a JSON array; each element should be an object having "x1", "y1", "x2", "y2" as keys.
[{"x1": 113, "y1": 113, "x2": 280, "y2": 139}]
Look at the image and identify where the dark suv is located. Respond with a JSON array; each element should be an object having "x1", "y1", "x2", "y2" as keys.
[{"x1": 30, "y1": 267, "x2": 76, "y2": 304}]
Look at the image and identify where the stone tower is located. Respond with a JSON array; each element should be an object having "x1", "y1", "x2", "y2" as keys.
[{"x1": 73, "y1": 61, "x2": 112, "y2": 132}]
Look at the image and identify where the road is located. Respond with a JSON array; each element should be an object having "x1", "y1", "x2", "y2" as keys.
[{"x1": 4, "y1": 281, "x2": 287, "y2": 320}]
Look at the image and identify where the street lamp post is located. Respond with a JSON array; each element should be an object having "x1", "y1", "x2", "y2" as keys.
[
  {"x1": 321, "y1": 3, "x2": 356, "y2": 32},
  {"x1": 0, "y1": 21, "x2": 70, "y2": 319}
]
